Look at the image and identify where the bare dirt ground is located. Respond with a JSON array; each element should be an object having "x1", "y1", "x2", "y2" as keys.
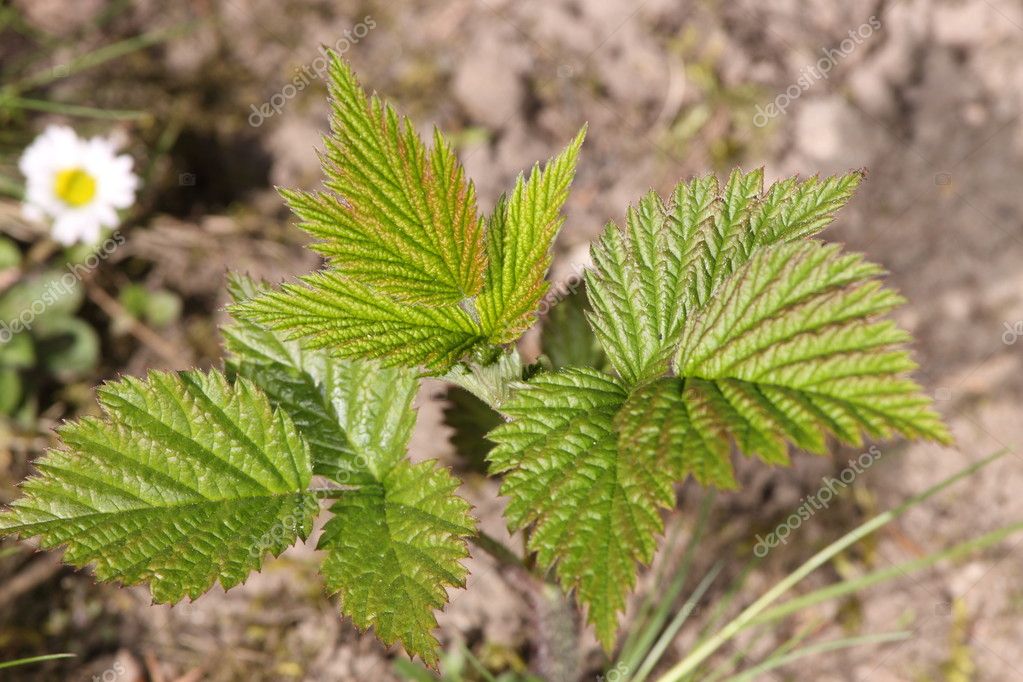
[{"x1": 2, "y1": 0, "x2": 1023, "y2": 680}]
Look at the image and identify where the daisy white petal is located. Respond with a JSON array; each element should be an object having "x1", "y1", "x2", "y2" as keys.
[{"x1": 18, "y1": 126, "x2": 139, "y2": 245}]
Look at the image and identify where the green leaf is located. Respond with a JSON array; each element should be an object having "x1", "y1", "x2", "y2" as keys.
[
  {"x1": 0, "y1": 367, "x2": 22, "y2": 414},
  {"x1": 0, "y1": 236, "x2": 20, "y2": 269},
  {"x1": 119, "y1": 284, "x2": 181, "y2": 328},
  {"x1": 488, "y1": 175, "x2": 944, "y2": 652},
  {"x1": 489, "y1": 368, "x2": 673, "y2": 649},
  {"x1": 224, "y1": 274, "x2": 415, "y2": 484},
  {"x1": 744, "y1": 171, "x2": 863, "y2": 248},
  {"x1": 300, "y1": 54, "x2": 485, "y2": 305},
  {"x1": 585, "y1": 194, "x2": 673, "y2": 385},
  {"x1": 692, "y1": 168, "x2": 765, "y2": 308},
  {"x1": 34, "y1": 316, "x2": 100, "y2": 378},
  {"x1": 319, "y1": 458, "x2": 474, "y2": 667},
  {"x1": 232, "y1": 53, "x2": 495, "y2": 371},
  {"x1": 442, "y1": 348, "x2": 524, "y2": 410},
  {"x1": 585, "y1": 170, "x2": 863, "y2": 387},
  {"x1": 225, "y1": 275, "x2": 350, "y2": 481},
  {"x1": 0, "y1": 331, "x2": 35, "y2": 368},
  {"x1": 235, "y1": 56, "x2": 585, "y2": 369},
  {"x1": 616, "y1": 377, "x2": 738, "y2": 489},
  {"x1": 226, "y1": 273, "x2": 473, "y2": 664},
  {"x1": 675, "y1": 240, "x2": 951, "y2": 447},
  {"x1": 477, "y1": 128, "x2": 585, "y2": 341},
  {"x1": 0, "y1": 268, "x2": 83, "y2": 326},
  {"x1": 0, "y1": 370, "x2": 317, "y2": 603},
  {"x1": 232, "y1": 270, "x2": 486, "y2": 371}
]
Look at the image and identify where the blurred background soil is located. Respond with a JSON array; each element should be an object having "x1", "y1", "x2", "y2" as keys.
[{"x1": 1, "y1": 0, "x2": 1023, "y2": 680}]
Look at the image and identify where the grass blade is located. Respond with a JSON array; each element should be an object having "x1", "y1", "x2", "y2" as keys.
[
  {"x1": 15, "y1": 23, "x2": 194, "y2": 91},
  {"x1": 654, "y1": 449, "x2": 1008, "y2": 682},
  {"x1": 723, "y1": 631, "x2": 911, "y2": 682},
  {"x1": 1, "y1": 96, "x2": 149, "y2": 121},
  {"x1": 0, "y1": 653, "x2": 75, "y2": 670},
  {"x1": 632, "y1": 561, "x2": 723, "y2": 682},
  {"x1": 618, "y1": 491, "x2": 716, "y2": 673},
  {"x1": 752, "y1": 520, "x2": 1023, "y2": 626}
]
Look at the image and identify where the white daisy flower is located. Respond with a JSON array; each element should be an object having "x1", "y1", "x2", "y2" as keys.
[{"x1": 18, "y1": 125, "x2": 139, "y2": 246}]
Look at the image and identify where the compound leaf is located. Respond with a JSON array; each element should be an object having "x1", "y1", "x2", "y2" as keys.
[
  {"x1": 232, "y1": 53, "x2": 494, "y2": 371},
  {"x1": 243, "y1": 326, "x2": 476, "y2": 666},
  {"x1": 236, "y1": 55, "x2": 586, "y2": 370},
  {"x1": 490, "y1": 173, "x2": 945, "y2": 651},
  {"x1": 226, "y1": 274, "x2": 472, "y2": 664},
  {"x1": 0, "y1": 370, "x2": 316, "y2": 603},
  {"x1": 224, "y1": 273, "x2": 358, "y2": 483}
]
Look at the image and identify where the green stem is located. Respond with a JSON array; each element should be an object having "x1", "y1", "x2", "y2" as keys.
[
  {"x1": 472, "y1": 529, "x2": 531, "y2": 572},
  {"x1": 723, "y1": 631, "x2": 911, "y2": 682},
  {"x1": 619, "y1": 491, "x2": 716, "y2": 675},
  {"x1": 632, "y1": 562, "x2": 723, "y2": 682},
  {"x1": 751, "y1": 519, "x2": 1023, "y2": 626}
]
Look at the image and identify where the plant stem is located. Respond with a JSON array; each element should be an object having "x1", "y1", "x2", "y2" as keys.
[
  {"x1": 86, "y1": 283, "x2": 182, "y2": 366},
  {"x1": 472, "y1": 529, "x2": 530, "y2": 572}
]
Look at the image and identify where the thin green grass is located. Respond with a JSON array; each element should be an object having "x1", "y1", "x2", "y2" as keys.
[
  {"x1": 604, "y1": 451, "x2": 1019, "y2": 682},
  {"x1": 0, "y1": 653, "x2": 75, "y2": 670}
]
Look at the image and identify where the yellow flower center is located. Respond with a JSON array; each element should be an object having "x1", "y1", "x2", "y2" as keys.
[{"x1": 53, "y1": 167, "x2": 97, "y2": 207}]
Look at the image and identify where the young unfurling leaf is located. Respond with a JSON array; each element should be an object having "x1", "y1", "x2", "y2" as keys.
[{"x1": 235, "y1": 53, "x2": 583, "y2": 371}]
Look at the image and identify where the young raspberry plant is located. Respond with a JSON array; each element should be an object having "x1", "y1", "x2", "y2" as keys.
[{"x1": 0, "y1": 53, "x2": 951, "y2": 666}]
